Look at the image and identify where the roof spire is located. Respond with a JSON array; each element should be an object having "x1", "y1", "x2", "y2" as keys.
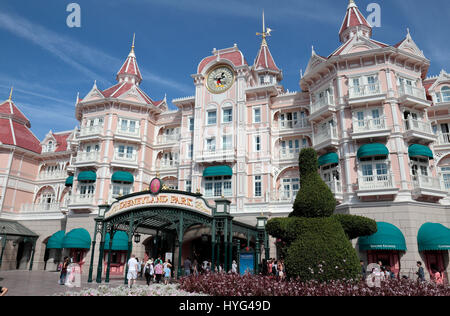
[
  {"x1": 256, "y1": 10, "x2": 271, "y2": 46},
  {"x1": 8, "y1": 86, "x2": 13, "y2": 101},
  {"x1": 339, "y1": 0, "x2": 372, "y2": 43}
]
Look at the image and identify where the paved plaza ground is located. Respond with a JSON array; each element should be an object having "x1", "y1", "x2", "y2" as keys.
[{"x1": 0, "y1": 270, "x2": 148, "y2": 296}]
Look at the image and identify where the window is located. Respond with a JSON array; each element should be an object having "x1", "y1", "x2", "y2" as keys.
[
  {"x1": 185, "y1": 180, "x2": 192, "y2": 192},
  {"x1": 281, "y1": 178, "x2": 300, "y2": 199},
  {"x1": 206, "y1": 138, "x2": 216, "y2": 152},
  {"x1": 207, "y1": 111, "x2": 217, "y2": 125},
  {"x1": 79, "y1": 184, "x2": 95, "y2": 197},
  {"x1": 281, "y1": 139, "x2": 300, "y2": 157},
  {"x1": 223, "y1": 108, "x2": 232, "y2": 123},
  {"x1": 254, "y1": 108, "x2": 261, "y2": 123},
  {"x1": 222, "y1": 135, "x2": 232, "y2": 151},
  {"x1": 46, "y1": 141, "x2": 55, "y2": 153},
  {"x1": 204, "y1": 176, "x2": 232, "y2": 197},
  {"x1": 117, "y1": 145, "x2": 135, "y2": 160},
  {"x1": 188, "y1": 144, "x2": 193, "y2": 159},
  {"x1": 162, "y1": 152, "x2": 178, "y2": 167},
  {"x1": 441, "y1": 167, "x2": 450, "y2": 190},
  {"x1": 411, "y1": 157, "x2": 430, "y2": 182},
  {"x1": 118, "y1": 118, "x2": 139, "y2": 134},
  {"x1": 442, "y1": 86, "x2": 450, "y2": 102},
  {"x1": 255, "y1": 136, "x2": 261, "y2": 152},
  {"x1": 112, "y1": 184, "x2": 132, "y2": 198},
  {"x1": 254, "y1": 175, "x2": 262, "y2": 197},
  {"x1": 352, "y1": 108, "x2": 384, "y2": 130},
  {"x1": 359, "y1": 157, "x2": 389, "y2": 183},
  {"x1": 189, "y1": 117, "x2": 194, "y2": 131}
]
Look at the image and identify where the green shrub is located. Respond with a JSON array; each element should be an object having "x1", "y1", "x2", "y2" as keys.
[
  {"x1": 332, "y1": 214, "x2": 378, "y2": 240},
  {"x1": 283, "y1": 217, "x2": 361, "y2": 282},
  {"x1": 291, "y1": 172, "x2": 336, "y2": 218},
  {"x1": 298, "y1": 148, "x2": 319, "y2": 182}
]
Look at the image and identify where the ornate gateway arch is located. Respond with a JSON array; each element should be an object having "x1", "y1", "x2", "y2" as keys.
[{"x1": 87, "y1": 183, "x2": 268, "y2": 284}]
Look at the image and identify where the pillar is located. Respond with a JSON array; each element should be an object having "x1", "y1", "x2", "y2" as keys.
[
  {"x1": 28, "y1": 239, "x2": 37, "y2": 271},
  {"x1": 211, "y1": 219, "x2": 216, "y2": 272},
  {"x1": 224, "y1": 219, "x2": 228, "y2": 272},
  {"x1": 105, "y1": 231, "x2": 114, "y2": 283},
  {"x1": 124, "y1": 214, "x2": 134, "y2": 285},
  {"x1": 95, "y1": 223, "x2": 106, "y2": 283},
  {"x1": 88, "y1": 221, "x2": 99, "y2": 283},
  {"x1": 177, "y1": 213, "x2": 184, "y2": 278}
]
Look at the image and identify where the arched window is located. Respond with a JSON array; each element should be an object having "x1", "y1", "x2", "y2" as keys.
[{"x1": 441, "y1": 86, "x2": 450, "y2": 102}]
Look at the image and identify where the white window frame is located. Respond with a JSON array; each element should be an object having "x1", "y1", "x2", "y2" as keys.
[
  {"x1": 207, "y1": 110, "x2": 217, "y2": 125},
  {"x1": 253, "y1": 107, "x2": 262, "y2": 123},
  {"x1": 254, "y1": 135, "x2": 261, "y2": 152},
  {"x1": 254, "y1": 175, "x2": 262, "y2": 197},
  {"x1": 222, "y1": 108, "x2": 233, "y2": 123},
  {"x1": 204, "y1": 176, "x2": 232, "y2": 197}
]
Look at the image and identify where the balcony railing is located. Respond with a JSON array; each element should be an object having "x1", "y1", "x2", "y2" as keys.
[
  {"x1": 311, "y1": 95, "x2": 335, "y2": 114},
  {"x1": 437, "y1": 133, "x2": 450, "y2": 145},
  {"x1": 38, "y1": 170, "x2": 67, "y2": 180},
  {"x1": 160, "y1": 160, "x2": 180, "y2": 169},
  {"x1": 325, "y1": 179, "x2": 342, "y2": 194},
  {"x1": 76, "y1": 151, "x2": 100, "y2": 163},
  {"x1": 79, "y1": 125, "x2": 103, "y2": 137},
  {"x1": 116, "y1": 127, "x2": 140, "y2": 138},
  {"x1": 349, "y1": 84, "x2": 381, "y2": 99},
  {"x1": 397, "y1": 85, "x2": 426, "y2": 100},
  {"x1": 70, "y1": 194, "x2": 95, "y2": 205},
  {"x1": 353, "y1": 117, "x2": 388, "y2": 133},
  {"x1": 20, "y1": 203, "x2": 62, "y2": 213},
  {"x1": 157, "y1": 134, "x2": 181, "y2": 144},
  {"x1": 198, "y1": 149, "x2": 235, "y2": 159},
  {"x1": 280, "y1": 149, "x2": 301, "y2": 160},
  {"x1": 314, "y1": 125, "x2": 338, "y2": 145},
  {"x1": 114, "y1": 152, "x2": 137, "y2": 162},
  {"x1": 412, "y1": 175, "x2": 444, "y2": 191},
  {"x1": 358, "y1": 174, "x2": 395, "y2": 190},
  {"x1": 404, "y1": 118, "x2": 433, "y2": 134},
  {"x1": 270, "y1": 190, "x2": 298, "y2": 203},
  {"x1": 279, "y1": 118, "x2": 310, "y2": 130}
]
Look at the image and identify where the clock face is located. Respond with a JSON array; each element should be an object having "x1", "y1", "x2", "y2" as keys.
[{"x1": 206, "y1": 66, "x2": 235, "y2": 94}]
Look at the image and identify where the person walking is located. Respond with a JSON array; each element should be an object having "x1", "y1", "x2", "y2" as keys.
[
  {"x1": 432, "y1": 265, "x2": 444, "y2": 285},
  {"x1": 144, "y1": 259, "x2": 154, "y2": 286},
  {"x1": 360, "y1": 260, "x2": 366, "y2": 281},
  {"x1": 127, "y1": 254, "x2": 139, "y2": 288},
  {"x1": 232, "y1": 260, "x2": 237, "y2": 274},
  {"x1": 154, "y1": 259, "x2": 163, "y2": 283},
  {"x1": 164, "y1": 263, "x2": 171, "y2": 285},
  {"x1": 59, "y1": 257, "x2": 69, "y2": 285},
  {"x1": 416, "y1": 261, "x2": 425, "y2": 282},
  {"x1": 183, "y1": 257, "x2": 192, "y2": 276}
]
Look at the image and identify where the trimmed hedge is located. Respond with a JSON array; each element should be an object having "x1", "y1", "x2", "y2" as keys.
[
  {"x1": 291, "y1": 172, "x2": 336, "y2": 218},
  {"x1": 273, "y1": 217, "x2": 361, "y2": 282},
  {"x1": 298, "y1": 148, "x2": 319, "y2": 180},
  {"x1": 332, "y1": 214, "x2": 378, "y2": 240}
]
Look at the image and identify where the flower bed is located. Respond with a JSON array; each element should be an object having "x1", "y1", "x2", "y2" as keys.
[
  {"x1": 56, "y1": 283, "x2": 207, "y2": 296},
  {"x1": 178, "y1": 273, "x2": 450, "y2": 296}
]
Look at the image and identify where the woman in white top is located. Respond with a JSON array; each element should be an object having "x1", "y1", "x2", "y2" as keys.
[{"x1": 127, "y1": 254, "x2": 139, "y2": 288}]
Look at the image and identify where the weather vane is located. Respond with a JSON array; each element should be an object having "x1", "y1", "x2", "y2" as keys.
[{"x1": 256, "y1": 10, "x2": 273, "y2": 46}]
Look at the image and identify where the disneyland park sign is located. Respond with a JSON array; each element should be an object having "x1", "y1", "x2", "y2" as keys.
[{"x1": 104, "y1": 192, "x2": 213, "y2": 219}]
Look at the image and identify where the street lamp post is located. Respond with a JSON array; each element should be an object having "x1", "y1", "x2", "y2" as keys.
[{"x1": 0, "y1": 226, "x2": 6, "y2": 269}]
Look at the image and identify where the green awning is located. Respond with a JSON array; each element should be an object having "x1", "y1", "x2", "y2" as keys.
[
  {"x1": 62, "y1": 228, "x2": 91, "y2": 249},
  {"x1": 77, "y1": 171, "x2": 96, "y2": 182},
  {"x1": 46, "y1": 230, "x2": 65, "y2": 249},
  {"x1": 417, "y1": 223, "x2": 450, "y2": 251},
  {"x1": 203, "y1": 165, "x2": 233, "y2": 177},
  {"x1": 65, "y1": 176, "x2": 73, "y2": 186},
  {"x1": 318, "y1": 152, "x2": 339, "y2": 167},
  {"x1": 104, "y1": 231, "x2": 129, "y2": 251},
  {"x1": 408, "y1": 144, "x2": 433, "y2": 159},
  {"x1": 358, "y1": 222, "x2": 407, "y2": 251},
  {"x1": 357, "y1": 143, "x2": 389, "y2": 159},
  {"x1": 111, "y1": 171, "x2": 134, "y2": 184}
]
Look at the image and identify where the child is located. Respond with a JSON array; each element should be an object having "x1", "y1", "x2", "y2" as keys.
[{"x1": 164, "y1": 264, "x2": 171, "y2": 285}]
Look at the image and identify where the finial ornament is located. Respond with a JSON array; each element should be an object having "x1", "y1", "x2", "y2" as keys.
[
  {"x1": 8, "y1": 86, "x2": 13, "y2": 101},
  {"x1": 129, "y1": 33, "x2": 136, "y2": 57},
  {"x1": 256, "y1": 10, "x2": 272, "y2": 46}
]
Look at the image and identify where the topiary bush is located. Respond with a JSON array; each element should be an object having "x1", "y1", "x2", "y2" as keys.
[
  {"x1": 266, "y1": 148, "x2": 378, "y2": 282},
  {"x1": 332, "y1": 214, "x2": 377, "y2": 240}
]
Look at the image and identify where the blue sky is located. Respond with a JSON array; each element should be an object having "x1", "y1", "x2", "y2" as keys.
[{"x1": 1, "y1": 0, "x2": 450, "y2": 140}]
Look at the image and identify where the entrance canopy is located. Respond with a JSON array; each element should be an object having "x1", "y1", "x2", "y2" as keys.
[
  {"x1": 0, "y1": 219, "x2": 38, "y2": 241},
  {"x1": 358, "y1": 222, "x2": 407, "y2": 251},
  {"x1": 417, "y1": 223, "x2": 450, "y2": 251}
]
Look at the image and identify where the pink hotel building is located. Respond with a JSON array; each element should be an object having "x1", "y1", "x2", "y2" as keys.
[{"x1": 0, "y1": 1, "x2": 449, "y2": 281}]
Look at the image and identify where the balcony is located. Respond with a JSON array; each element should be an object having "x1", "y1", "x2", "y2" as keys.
[
  {"x1": 195, "y1": 149, "x2": 235, "y2": 163},
  {"x1": 325, "y1": 179, "x2": 343, "y2": 200},
  {"x1": 115, "y1": 127, "x2": 141, "y2": 142},
  {"x1": 270, "y1": 190, "x2": 297, "y2": 203},
  {"x1": 75, "y1": 151, "x2": 100, "y2": 165},
  {"x1": 397, "y1": 85, "x2": 430, "y2": 109},
  {"x1": 278, "y1": 119, "x2": 310, "y2": 132},
  {"x1": 313, "y1": 125, "x2": 339, "y2": 151},
  {"x1": 356, "y1": 174, "x2": 399, "y2": 197},
  {"x1": 112, "y1": 152, "x2": 138, "y2": 168},
  {"x1": 412, "y1": 175, "x2": 447, "y2": 200},
  {"x1": 37, "y1": 170, "x2": 67, "y2": 181},
  {"x1": 351, "y1": 117, "x2": 391, "y2": 140},
  {"x1": 309, "y1": 95, "x2": 337, "y2": 122},
  {"x1": 348, "y1": 84, "x2": 386, "y2": 106},
  {"x1": 20, "y1": 203, "x2": 64, "y2": 214},
  {"x1": 403, "y1": 118, "x2": 436, "y2": 143},
  {"x1": 159, "y1": 160, "x2": 180, "y2": 170},
  {"x1": 79, "y1": 125, "x2": 103, "y2": 138},
  {"x1": 69, "y1": 194, "x2": 95, "y2": 207},
  {"x1": 279, "y1": 149, "x2": 301, "y2": 161},
  {"x1": 436, "y1": 133, "x2": 450, "y2": 149},
  {"x1": 157, "y1": 134, "x2": 181, "y2": 145}
]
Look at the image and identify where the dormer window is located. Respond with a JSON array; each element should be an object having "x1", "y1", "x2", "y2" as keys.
[
  {"x1": 442, "y1": 86, "x2": 450, "y2": 102},
  {"x1": 43, "y1": 141, "x2": 55, "y2": 153}
]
